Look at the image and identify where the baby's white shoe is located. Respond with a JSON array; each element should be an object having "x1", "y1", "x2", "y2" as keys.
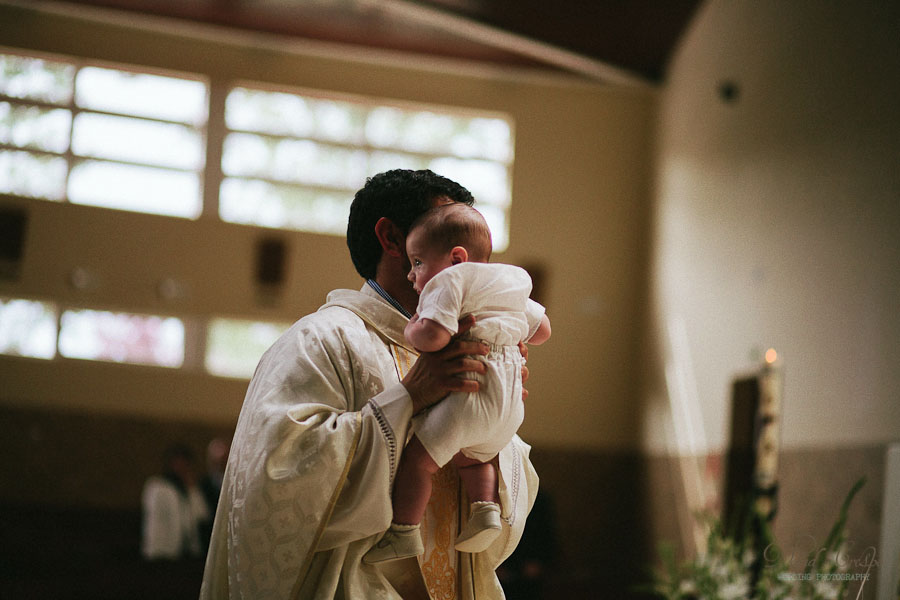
[
  {"x1": 454, "y1": 502, "x2": 502, "y2": 553},
  {"x1": 363, "y1": 523, "x2": 424, "y2": 565}
]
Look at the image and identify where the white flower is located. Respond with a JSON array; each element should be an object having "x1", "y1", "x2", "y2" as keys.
[
  {"x1": 712, "y1": 560, "x2": 732, "y2": 579},
  {"x1": 719, "y1": 579, "x2": 750, "y2": 600},
  {"x1": 813, "y1": 578, "x2": 840, "y2": 600},
  {"x1": 741, "y1": 547, "x2": 756, "y2": 567}
]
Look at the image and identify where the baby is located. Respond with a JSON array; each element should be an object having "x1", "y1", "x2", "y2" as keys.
[{"x1": 364, "y1": 203, "x2": 551, "y2": 564}]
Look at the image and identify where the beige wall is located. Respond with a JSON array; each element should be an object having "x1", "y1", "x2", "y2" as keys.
[
  {"x1": 643, "y1": 0, "x2": 900, "y2": 456},
  {"x1": 4, "y1": 2, "x2": 897, "y2": 592},
  {"x1": 0, "y1": 3, "x2": 655, "y2": 450}
]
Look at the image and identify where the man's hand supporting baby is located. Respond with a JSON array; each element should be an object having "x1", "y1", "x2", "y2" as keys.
[{"x1": 402, "y1": 315, "x2": 488, "y2": 415}]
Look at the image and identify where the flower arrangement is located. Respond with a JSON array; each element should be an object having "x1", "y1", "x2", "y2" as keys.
[{"x1": 648, "y1": 478, "x2": 869, "y2": 600}]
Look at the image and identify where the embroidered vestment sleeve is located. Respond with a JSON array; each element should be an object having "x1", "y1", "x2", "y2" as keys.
[{"x1": 200, "y1": 308, "x2": 413, "y2": 599}]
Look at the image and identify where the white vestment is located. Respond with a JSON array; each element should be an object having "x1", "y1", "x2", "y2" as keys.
[{"x1": 200, "y1": 284, "x2": 539, "y2": 599}]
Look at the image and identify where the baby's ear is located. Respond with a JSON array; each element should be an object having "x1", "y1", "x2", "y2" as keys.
[{"x1": 450, "y1": 246, "x2": 468, "y2": 264}]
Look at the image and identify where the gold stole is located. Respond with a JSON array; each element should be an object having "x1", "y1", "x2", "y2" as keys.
[{"x1": 390, "y1": 343, "x2": 464, "y2": 600}]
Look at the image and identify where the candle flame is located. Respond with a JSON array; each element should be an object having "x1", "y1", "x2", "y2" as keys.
[{"x1": 765, "y1": 348, "x2": 778, "y2": 364}]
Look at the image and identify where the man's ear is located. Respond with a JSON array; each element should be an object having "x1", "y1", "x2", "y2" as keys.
[
  {"x1": 450, "y1": 246, "x2": 468, "y2": 265},
  {"x1": 374, "y1": 217, "x2": 405, "y2": 258}
]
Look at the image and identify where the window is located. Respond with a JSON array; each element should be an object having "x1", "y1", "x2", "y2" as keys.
[
  {"x1": 205, "y1": 317, "x2": 291, "y2": 379},
  {"x1": 1, "y1": 296, "x2": 294, "y2": 379},
  {"x1": 0, "y1": 297, "x2": 57, "y2": 359},
  {"x1": 58, "y1": 308, "x2": 185, "y2": 368},
  {"x1": 2, "y1": 50, "x2": 515, "y2": 247},
  {"x1": 0, "y1": 48, "x2": 518, "y2": 376},
  {"x1": 0, "y1": 52, "x2": 208, "y2": 217},
  {"x1": 221, "y1": 86, "x2": 514, "y2": 250}
]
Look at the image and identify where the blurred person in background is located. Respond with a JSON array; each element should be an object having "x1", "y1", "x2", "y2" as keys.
[{"x1": 141, "y1": 443, "x2": 210, "y2": 560}]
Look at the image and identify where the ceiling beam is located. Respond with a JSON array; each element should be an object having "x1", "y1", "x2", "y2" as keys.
[{"x1": 367, "y1": 0, "x2": 654, "y2": 87}]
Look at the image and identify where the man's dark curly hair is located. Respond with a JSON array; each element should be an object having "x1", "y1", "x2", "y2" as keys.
[{"x1": 347, "y1": 169, "x2": 475, "y2": 279}]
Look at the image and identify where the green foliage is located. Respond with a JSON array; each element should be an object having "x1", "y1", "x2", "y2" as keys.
[{"x1": 648, "y1": 478, "x2": 867, "y2": 600}]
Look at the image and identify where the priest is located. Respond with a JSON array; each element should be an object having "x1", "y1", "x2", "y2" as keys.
[{"x1": 200, "y1": 169, "x2": 539, "y2": 599}]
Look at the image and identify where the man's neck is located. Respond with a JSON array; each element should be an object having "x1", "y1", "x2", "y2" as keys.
[
  {"x1": 367, "y1": 279, "x2": 411, "y2": 318},
  {"x1": 374, "y1": 262, "x2": 418, "y2": 316}
]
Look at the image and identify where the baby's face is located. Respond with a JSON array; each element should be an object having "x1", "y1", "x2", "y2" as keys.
[{"x1": 406, "y1": 227, "x2": 454, "y2": 294}]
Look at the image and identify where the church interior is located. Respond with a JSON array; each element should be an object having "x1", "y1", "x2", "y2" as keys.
[{"x1": 1, "y1": 1, "x2": 898, "y2": 598}]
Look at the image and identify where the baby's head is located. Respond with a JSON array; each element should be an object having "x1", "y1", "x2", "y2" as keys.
[{"x1": 406, "y1": 203, "x2": 492, "y2": 293}]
